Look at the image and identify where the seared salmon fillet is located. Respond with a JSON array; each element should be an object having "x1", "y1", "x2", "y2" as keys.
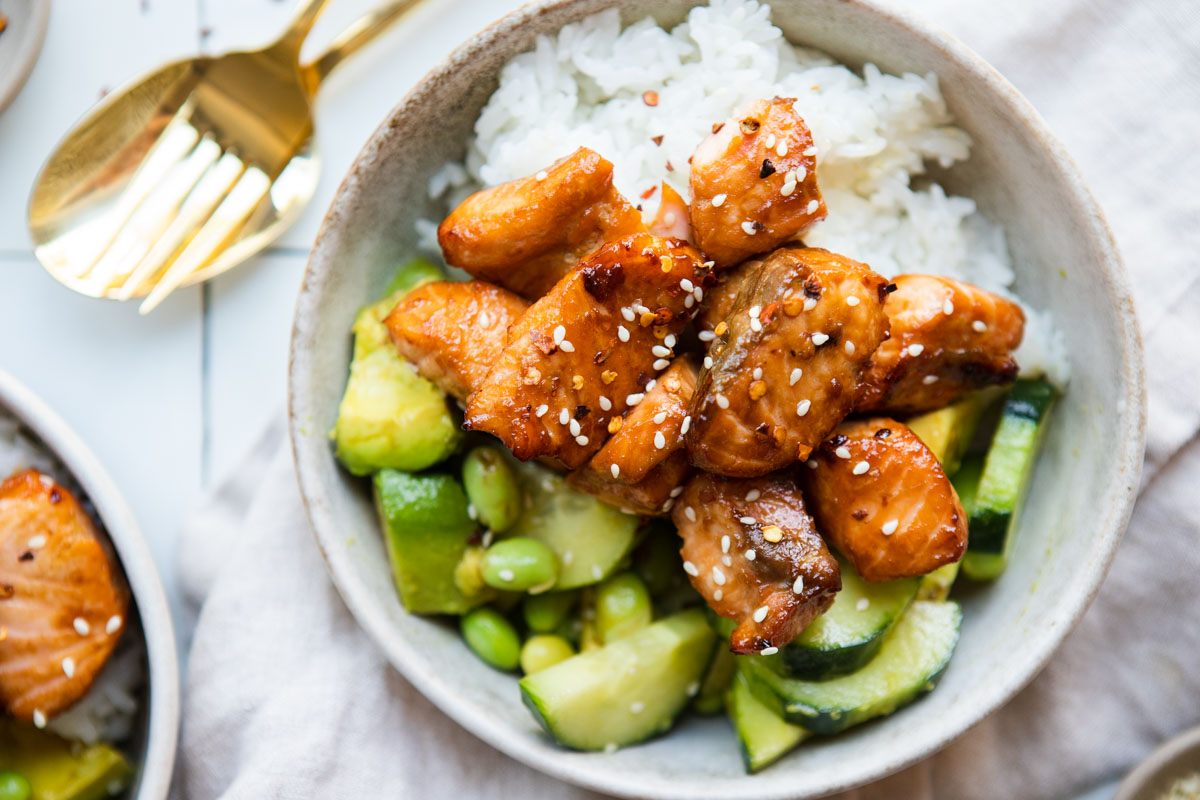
[
  {"x1": 858, "y1": 274, "x2": 1025, "y2": 415},
  {"x1": 800, "y1": 418, "x2": 967, "y2": 582},
  {"x1": 385, "y1": 280, "x2": 530, "y2": 402},
  {"x1": 438, "y1": 148, "x2": 645, "y2": 299},
  {"x1": 672, "y1": 471, "x2": 840, "y2": 654},
  {"x1": 465, "y1": 234, "x2": 709, "y2": 469},
  {"x1": 0, "y1": 470, "x2": 128, "y2": 722}
]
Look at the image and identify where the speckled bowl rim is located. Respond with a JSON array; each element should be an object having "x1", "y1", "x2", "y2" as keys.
[
  {"x1": 0, "y1": 369, "x2": 179, "y2": 800},
  {"x1": 0, "y1": 0, "x2": 51, "y2": 116},
  {"x1": 288, "y1": 0, "x2": 1146, "y2": 796},
  {"x1": 1115, "y1": 725, "x2": 1200, "y2": 800}
]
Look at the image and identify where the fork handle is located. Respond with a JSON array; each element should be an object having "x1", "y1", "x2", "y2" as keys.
[
  {"x1": 301, "y1": 0, "x2": 429, "y2": 89},
  {"x1": 275, "y1": 0, "x2": 334, "y2": 57}
]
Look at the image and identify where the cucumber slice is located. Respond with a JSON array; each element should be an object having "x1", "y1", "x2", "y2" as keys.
[
  {"x1": 726, "y1": 668, "x2": 807, "y2": 773},
  {"x1": 742, "y1": 601, "x2": 962, "y2": 734},
  {"x1": 917, "y1": 456, "x2": 984, "y2": 601},
  {"x1": 520, "y1": 609, "x2": 717, "y2": 750},
  {"x1": 963, "y1": 380, "x2": 1056, "y2": 580},
  {"x1": 905, "y1": 388, "x2": 1000, "y2": 474},
  {"x1": 693, "y1": 646, "x2": 737, "y2": 714},
  {"x1": 509, "y1": 464, "x2": 638, "y2": 589},
  {"x1": 0, "y1": 717, "x2": 132, "y2": 800}
]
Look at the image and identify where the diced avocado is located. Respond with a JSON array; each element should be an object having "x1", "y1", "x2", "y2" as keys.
[
  {"x1": 374, "y1": 470, "x2": 488, "y2": 614},
  {"x1": 742, "y1": 601, "x2": 962, "y2": 735},
  {"x1": 693, "y1": 645, "x2": 737, "y2": 715},
  {"x1": 508, "y1": 464, "x2": 639, "y2": 589},
  {"x1": 519, "y1": 609, "x2": 717, "y2": 750},
  {"x1": 0, "y1": 718, "x2": 131, "y2": 800},
  {"x1": 333, "y1": 258, "x2": 460, "y2": 476},
  {"x1": 726, "y1": 668, "x2": 807, "y2": 773},
  {"x1": 906, "y1": 388, "x2": 1001, "y2": 475}
]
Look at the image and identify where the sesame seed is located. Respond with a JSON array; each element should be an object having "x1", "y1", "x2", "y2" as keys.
[
  {"x1": 553, "y1": 325, "x2": 566, "y2": 345},
  {"x1": 721, "y1": 535, "x2": 731, "y2": 553},
  {"x1": 745, "y1": 489, "x2": 761, "y2": 501},
  {"x1": 626, "y1": 393, "x2": 645, "y2": 405},
  {"x1": 753, "y1": 606, "x2": 769, "y2": 623},
  {"x1": 750, "y1": 317, "x2": 762, "y2": 333},
  {"x1": 715, "y1": 393, "x2": 730, "y2": 409},
  {"x1": 882, "y1": 519, "x2": 899, "y2": 535},
  {"x1": 617, "y1": 325, "x2": 630, "y2": 342},
  {"x1": 694, "y1": 287, "x2": 704, "y2": 301},
  {"x1": 559, "y1": 408, "x2": 570, "y2": 425},
  {"x1": 74, "y1": 618, "x2": 89, "y2": 636},
  {"x1": 973, "y1": 320, "x2": 988, "y2": 332},
  {"x1": 685, "y1": 506, "x2": 697, "y2": 522},
  {"x1": 789, "y1": 368, "x2": 803, "y2": 386},
  {"x1": 559, "y1": 340, "x2": 575, "y2": 353},
  {"x1": 853, "y1": 460, "x2": 870, "y2": 475},
  {"x1": 698, "y1": 330, "x2": 716, "y2": 342},
  {"x1": 711, "y1": 193, "x2": 727, "y2": 207},
  {"x1": 792, "y1": 576, "x2": 805, "y2": 594},
  {"x1": 562, "y1": 550, "x2": 574, "y2": 565},
  {"x1": 687, "y1": 681, "x2": 701, "y2": 696},
  {"x1": 683, "y1": 560, "x2": 699, "y2": 576},
  {"x1": 712, "y1": 567, "x2": 726, "y2": 585},
  {"x1": 670, "y1": 486, "x2": 684, "y2": 497},
  {"x1": 592, "y1": 565, "x2": 603, "y2": 579},
  {"x1": 856, "y1": 598, "x2": 870, "y2": 612},
  {"x1": 27, "y1": 535, "x2": 46, "y2": 549},
  {"x1": 106, "y1": 615, "x2": 121, "y2": 634},
  {"x1": 665, "y1": 334, "x2": 677, "y2": 348},
  {"x1": 535, "y1": 170, "x2": 548, "y2": 180},
  {"x1": 482, "y1": 531, "x2": 494, "y2": 548},
  {"x1": 630, "y1": 701, "x2": 645, "y2": 714},
  {"x1": 843, "y1": 296, "x2": 861, "y2": 310},
  {"x1": 835, "y1": 446, "x2": 852, "y2": 459},
  {"x1": 498, "y1": 568, "x2": 515, "y2": 582},
  {"x1": 722, "y1": 555, "x2": 732, "y2": 567},
  {"x1": 569, "y1": 419, "x2": 581, "y2": 436},
  {"x1": 908, "y1": 344, "x2": 925, "y2": 357},
  {"x1": 634, "y1": 303, "x2": 650, "y2": 315},
  {"x1": 762, "y1": 525, "x2": 783, "y2": 543},
  {"x1": 794, "y1": 165, "x2": 807, "y2": 181},
  {"x1": 599, "y1": 396, "x2": 612, "y2": 411},
  {"x1": 478, "y1": 310, "x2": 491, "y2": 327},
  {"x1": 806, "y1": 459, "x2": 818, "y2": 469},
  {"x1": 714, "y1": 589, "x2": 723, "y2": 601},
  {"x1": 681, "y1": 416, "x2": 691, "y2": 434},
  {"x1": 781, "y1": 181, "x2": 796, "y2": 197},
  {"x1": 803, "y1": 146, "x2": 817, "y2": 156},
  {"x1": 467, "y1": 504, "x2": 477, "y2": 521},
  {"x1": 652, "y1": 345, "x2": 671, "y2": 358},
  {"x1": 654, "y1": 432, "x2": 666, "y2": 449},
  {"x1": 621, "y1": 307, "x2": 635, "y2": 322},
  {"x1": 611, "y1": 464, "x2": 621, "y2": 479},
  {"x1": 943, "y1": 299, "x2": 955, "y2": 315},
  {"x1": 680, "y1": 278, "x2": 694, "y2": 292},
  {"x1": 646, "y1": 380, "x2": 658, "y2": 392},
  {"x1": 923, "y1": 375, "x2": 940, "y2": 385},
  {"x1": 62, "y1": 657, "x2": 75, "y2": 677},
  {"x1": 752, "y1": 367, "x2": 763, "y2": 380},
  {"x1": 684, "y1": 294, "x2": 695, "y2": 309},
  {"x1": 535, "y1": 404, "x2": 548, "y2": 417},
  {"x1": 764, "y1": 133, "x2": 777, "y2": 148},
  {"x1": 845, "y1": 341, "x2": 856, "y2": 355},
  {"x1": 748, "y1": 304, "x2": 762, "y2": 318},
  {"x1": 703, "y1": 356, "x2": 714, "y2": 370},
  {"x1": 741, "y1": 221, "x2": 758, "y2": 235},
  {"x1": 796, "y1": 399, "x2": 811, "y2": 416},
  {"x1": 776, "y1": 140, "x2": 789, "y2": 157},
  {"x1": 605, "y1": 743, "x2": 619, "y2": 754},
  {"x1": 811, "y1": 332, "x2": 829, "y2": 346},
  {"x1": 806, "y1": 199, "x2": 820, "y2": 214},
  {"x1": 32, "y1": 710, "x2": 46, "y2": 729},
  {"x1": 740, "y1": 516, "x2": 757, "y2": 525},
  {"x1": 760, "y1": 647, "x2": 779, "y2": 656},
  {"x1": 745, "y1": 549, "x2": 756, "y2": 560},
  {"x1": 575, "y1": 435, "x2": 589, "y2": 446},
  {"x1": 803, "y1": 297, "x2": 817, "y2": 311}
]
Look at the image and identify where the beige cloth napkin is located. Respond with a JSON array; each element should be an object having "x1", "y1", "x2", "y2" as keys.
[{"x1": 174, "y1": 0, "x2": 1200, "y2": 797}]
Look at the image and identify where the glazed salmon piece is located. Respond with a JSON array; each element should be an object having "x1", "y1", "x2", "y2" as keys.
[
  {"x1": 567, "y1": 358, "x2": 697, "y2": 515},
  {"x1": 672, "y1": 472, "x2": 840, "y2": 654},
  {"x1": 800, "y1": 418, "x2": 967, "y2": 582},
  {"x1": 385, "y1": 280, "x2": 530, "y2": 402},
  {"x1": 0, "y1": 470, "x2": 128, "y2": 722},
  {"x1": 689, "y1": 97, "x2": 825, "y2": 268},
  {"x1": 858, "y1": 274, "x2": 1025, "y2": 415},
  {"x1": 687, "y1": 247, "x2": 890, "y2": 477},
  {"x1": 438, "y1": 147, "x2": 644, "y2": 300},
  {"x1": 465, "y1": 234, "x2": 709, "y2": 469},
  {"x1": 647, "y1": 182, "x2": 692, "y2": 241}
]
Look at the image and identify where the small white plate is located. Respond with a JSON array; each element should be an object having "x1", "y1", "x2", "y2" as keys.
[{"x1": 0, "y1": 0, "x2": 51, "y2": 115}]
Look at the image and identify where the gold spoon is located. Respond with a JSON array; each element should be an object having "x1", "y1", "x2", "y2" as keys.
[{"x1": 27, "y1": 0, "x2": 426, "y2": 314}]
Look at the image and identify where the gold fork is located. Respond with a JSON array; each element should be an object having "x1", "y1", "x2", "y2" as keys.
[{"x1": 27, "y1": 0, "x2": 426, "y2": 314}]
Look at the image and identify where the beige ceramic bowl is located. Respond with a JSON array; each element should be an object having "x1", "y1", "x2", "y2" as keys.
[
  {"x1": 0, "y1": 369, "x2": 178, "y2": 799},
  {"x1": 1115, "y1": 726, "x2": 1200, "y2": 800},
  {"x1": 0, "y1": 0, "x2": 50, "y2": 115},
  {"x1": 289, "y1": 1, "x2": 1145, "y2": 796}
]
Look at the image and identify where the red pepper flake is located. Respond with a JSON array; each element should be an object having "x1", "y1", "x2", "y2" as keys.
[
  {"x1": 665, "y1": 161, "x2": 675, "y2": 172},
  {"x1": 651, "y1": 135, "x2": 664, "y2": 146},
  {"x1": 640, "y1": 185, "x2": 658, "y2": 200},
  {"x1": 643, "y1": 90, "x2": 659, "y2": 107}
]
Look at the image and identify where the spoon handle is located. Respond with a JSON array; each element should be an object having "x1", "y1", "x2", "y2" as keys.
[{"x1": 302, "y1": 0, "x2": 430, "y2": 88}]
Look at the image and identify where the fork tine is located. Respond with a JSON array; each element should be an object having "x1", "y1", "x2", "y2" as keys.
[
  {"x1": 137, "y1": 164, "x2": 273, "y2": 313},
  {"x1": 113, "y1": 151, "x2": 247, "y2": 301},
  {"x1": 80, "y1": 136, "x2": 223, "y2": 295}
]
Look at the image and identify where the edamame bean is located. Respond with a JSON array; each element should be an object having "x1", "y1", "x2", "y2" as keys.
[
  {"x1": 520, "y1": 634, "x2": 576, "y2": 674},
  {"x1": 595, "y1": 571, "x2": 652, "y2": 643},
  {"x1": 523, "y1": 590, "x2": 577, "y2": 633},
  {"x1": 0, "y1": 772, "x2": 31, "y2": 800},
  {"x1": 461, "y1": 608, "x2": 521, "y2": 670},
  {"x1": 481, "y1": 537, "x2": 557, "y2": 592},
  {"x1": 463, "y1": 447, "x2": 523, "y2": 533}
]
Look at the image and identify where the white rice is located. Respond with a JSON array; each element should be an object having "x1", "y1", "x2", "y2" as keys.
[
  {"x1": 422, "y1": 0, "x2": 1068, "y2": 385},
  {"x1": 0, "y1": 413, "x2": 143, "y2": 746}
]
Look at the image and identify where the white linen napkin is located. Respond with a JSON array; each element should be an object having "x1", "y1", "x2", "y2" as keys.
[{"x1": 174, "y1": 0, "x2": 1200, "y2": 796}]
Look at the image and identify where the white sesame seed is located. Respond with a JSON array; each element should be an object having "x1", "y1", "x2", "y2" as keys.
[
  {"x1": 794, "y1": 165, "x2": 807, "y2": 182},
  {"x1": 748, "y1": 304, "x2": 762, "y2": 319},
  {"x1": 681, "y1": 416, "x2": 691, "y2": 435},
  {"x1": 857, "y1": 598, "x2": 871, "y2": 612},
  {"x1": 780, "y1": 181, "x2": 796, "y2": 197},
  {"x1": 467, "y1": 503, "x2": 477, "y2": 521},
  {"x1": 553, "y1": 325, "x2": 566, "y2": 345},
  {"x1": 806, "y1": 199, "x2": 820, "y2": 214},
  {"x1": 973, "y1": 320, "x2": 988, "y2": 332},
  {"x1": 559, "y1": 408, "x2": 570, "y2": 425},
  {"x1": 611, "y1": 464, "x2": 621, "y2": 479},
  {"x1": 27, "y1": 535, "x2": 46, "y2": 549},
  {"x1": 670, "y1": 486, "x2": 684, "y2": 498},
  {"x1": 722, "y1": 555, "x2": 732, "y2": 567},
  {"x1": 721, "y1": 534, "x2": 731, "y2": 553},
  {"x1": 592, "y1": 565, "x2": 603, "y2": 579},
  {"x1": 605, "y1": 743, "x2": 619, "y2": 754},
  {"x1": 654, "y1": 432, "x2": 666, "y2": 449},
  {"x1": 647, "y1": 411, "x2": 665, "y2": 425},
  {"x1": 621, "y1": 307, "x2": 635, "y2": 322},
  {"x1": 684, "y1": 294, "x2": 695, "y2": 309},
  {"x1": 630, "y1": 701, "x2": 645, "y2": 714},
  {"x1": 806, "y1": 459, "x2": 818, "y2": 469},
  {"x1": 943, "y1": 299, "x2": 955, "y2": 315},
  {"x1": 478, "y1": 310, "x2": 491, "y2": 327},
  {"x1": 776, "y1": 140, "x2": 789, "y2": 157},
  {"x1": 793, "y1": 576, "x2": 805, "y2": 594},
  {"x1": 698, "y1": 330, "x2": 716, "y2": 342},
  {"x1": 803, "y1": 297, "x2": 817, "y2": 311},
  {"x1": 535, "y1": 170, "x2": 548, "y2": 180},
  {"x1": 703, "y1": 356, "x2": 714, "y2": 370},
  {"x1": 714, "y1": 589, "x2": 723, "y2": 601},
  {"x1": 599, "y1": 396, "x2": 612, "y2": 411},
  {"x1": 482, "y1": 531, "x2": 494, "y2": 548},
  {"x1": 711, "y1": 193, "x2": 727, "y2": 207},
  {"x1": 569, "y1": 419, "x2": 581, "y2": 436},
  {"x1": 626, "y1": 393, "x2": 645, "y2": 405},
  {"x1": 845, "y1": 341, "x2": 856, "y2": 355},
  {"x1": 680, "y1": 278, "x2": 694, "y2": 292},
  {"x1": 739, "y1": 516, "x2": 757, "y2": 525},
  {"x1": 853, "y1": 460, "x2": 870, "y2": 475},
  {"x1": 38, "y1": 473, "x2": 53, "y2": 487},
  {"x1": 752, "y1": 367, "x2": 763, "y2": 380},
  {"x1": 750, "y1": 317, "x2": 762, "y2": 333},
  {"x1": 908, "y1": 344, "x2": 925, "y2": 357},
  {"x1": 683, "y1": 560, "x2": 699, "y2": 576},
  {"x1": 882, "y1": 519, "x2": 899, "y2": 535},
  {"x1": 745, "y1": 489, "x2": 761, "y2": 502},
  {"x1": 562, "y1": 550, "x2": 574, "y2": 566},
  {"x1": 741, "y1": 221, "x2": 758, "y2": 235},
  {"x1": 575, "y1": 435, "x2": 590, "y2": 446},
  {"x1": 685, "y1": 506, "x2": 697, "y2": 522},
  {"x1": 715, "y1": 393, "x2": 729, "y2": 409},
  {"x1": 923, "y1": 375, "x2": 940, "y2": 385},
  {"x1": 835, "y1": 446, "x2": 852, "y2": 460},
  {"x1": 789, "y1": 368, "x2": 803, "y2": 386},
  {"x1": 535, "y1": 404, "x2": 548, "y2": 417},
  {"x1": 32, "y1": 710, "x2": 46, "y2": 729},
  {"x1": 74, "y1": 618, "x2": 90, "y2": 636},
  {"x1": 760, "y1": 647, "x2": 779, "y2": 656},
  {"x1": 635, "y1": 303, "x2": 650, "y2": 315},
  {"x1": 665, "y1": 334, "x2": 677, "y2": 348},
  {"x1": 106, "y1": 615, "x2": 122, "y2": 634},
  {"x1": 687, "y1": 680, "x2": 701, "y2": 696},
  {"x1": 652, "y1": 345, "x2": 671, "y2": 358},
  {"x1": 617, "y1": 325, "x2": 630, "y2": 342},
  {"x1": 712, "y1": 566, "x2": 726, "y2": 585},
  {"x1": 498, "y1": 568, "x2": 515, "y2": 582},
  {"x1": 803, "y1": 146, "x2": 817, "y2": 156},
  {"x1": 764, "y1": 133, "x2": 777, "y2": 148},
  {"x1": 796, "y1": 399, "x2": 811, "y2": 416},
  {"x1": 753, "y1": 605, "x2": 769, "y2": 623},
  {"x1": 745, "y1": 549, "x2": 756, "y2": 560},
  {"x1": 559, "y1": 340, "x2": 575, "y2": 353},
  {"x1": 62, "y1": 657, "x2": 75, "y2": 678},
  {"x1": 811, "y1": 332, "x2": 829, "y2": 346},
  {"x1": 662, "y1": 495, "x2": 675, "y2": 510},
  {"x1": 694, "y1": 287, "x2": 704, "y2": 302},
  {"x1": 845, "y1": 295, "x2": 860, "y2": 308}
]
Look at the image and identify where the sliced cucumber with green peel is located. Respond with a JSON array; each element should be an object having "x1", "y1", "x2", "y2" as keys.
[
  {"x1": 918, "y1": 456, "x2": 984, "y2": 601},
  {"x1": 742, "y1": 601, "x2": 962, "y2": 735},
  {"x1": 520, "y1": 609, "x2": 717, "y2": 750},
  {"x1": 693, "y1": 646, "x2": 737, "y2": 714},
  {"x1": 726, "y1": 668, "x2": 807, "y2": 773},
  {"x1": 509, "y1": 464, "x2": 638, "y2": 589},
  {"x1": 963, "y1": 379, "x2": 1056, "y2": 580}
]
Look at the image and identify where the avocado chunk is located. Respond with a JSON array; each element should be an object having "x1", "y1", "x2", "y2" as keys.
[
  {"x1": 375, "y1": 470, "x2": 489, "y2": 614},
  {"x1": 333, "y1": 259, "x2": 461, "y2": 476},
  {"x1": 0, "y1": 718, "x2": 131, "y2": 800},
  {"x1": 519, "y1": 609, "x2": 717, "y2": 750}
]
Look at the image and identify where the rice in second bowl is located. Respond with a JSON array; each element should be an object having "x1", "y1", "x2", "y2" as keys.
[{"x1": 423, "y1": 0, "x2": 1068, "y2": 384}]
